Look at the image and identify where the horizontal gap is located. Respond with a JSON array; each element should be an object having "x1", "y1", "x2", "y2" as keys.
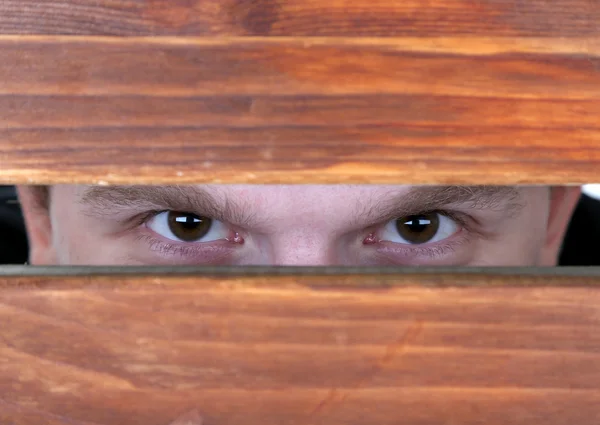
[{"x1": 1, "y1": 265, "x2": 600, "y2": 279}]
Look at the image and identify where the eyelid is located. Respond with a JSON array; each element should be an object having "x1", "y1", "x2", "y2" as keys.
[
  {"x1": 428, "y1": 209, "x2": 483, "y2": 235},
  {"x1": 117, "y1": 209, "x2": 163, "y2": 230},
  {"x1": 437, "y1": 209, "x2": 495, "y2": 239},
  {"x1": 133, "y1": 233, "x2": 236, "y2": 264},
  {"x1": 375, "y1": 235, "x2": 472, "y2": 264},
  {"x1": 432, "y1": 210, "x2": 469, "y2": 227}
]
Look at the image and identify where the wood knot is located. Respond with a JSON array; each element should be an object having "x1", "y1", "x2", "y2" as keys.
[{"x1": 228, "y1": 0, "x2": 282, "y2": 35}]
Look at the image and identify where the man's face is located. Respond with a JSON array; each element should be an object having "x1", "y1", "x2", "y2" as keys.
[{"x1": 17, "y1": 185, "x2": 580, "y2": 266}]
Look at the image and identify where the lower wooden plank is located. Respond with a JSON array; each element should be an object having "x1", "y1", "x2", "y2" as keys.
[{"x1": 0, "y1": 271, "x2": 598, "y2": 424}]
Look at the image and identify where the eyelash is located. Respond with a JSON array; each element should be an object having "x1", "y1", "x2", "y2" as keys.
[
  {"x1": 133, "y1": 233, "x2": 234, "y2": 262},
  {"x1": 377, "y1": 232, "x2": 471, "y2": 258}
]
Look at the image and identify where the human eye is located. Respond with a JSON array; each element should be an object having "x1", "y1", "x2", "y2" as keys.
[
  {"x1": 146, "y1": 211, "x2": 230, "y2": 243},
  {"x1": 379, "y1": 212, "x2": 460, "y2": 245},
  {"x1": 130, "y1": 210, "x2": 244, "y2": 264},
  {"x1": 366, "y1": 211, "x2": 474, "y2": 264}
]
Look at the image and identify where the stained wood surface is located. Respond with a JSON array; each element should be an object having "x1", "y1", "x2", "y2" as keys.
[
  {"x1": 0, "y1": 36, "x2": 599, "y2": 184},
  {"x1": 1, "y1": 2, "x2": 599, "y2": 424},
  {"x1": 0, "y1": 0, "x2": 599, "y2": 37},
  {"x1": 0, "y1": 269, "x2": 598, "y2": 424}
]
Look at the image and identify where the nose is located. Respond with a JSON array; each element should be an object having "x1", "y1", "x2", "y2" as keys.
[{"x1": 269, "y1": 233, "x2": 336, "y2": 266}]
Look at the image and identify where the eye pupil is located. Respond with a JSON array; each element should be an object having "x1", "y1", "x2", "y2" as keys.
[
  {"x1": 396, "y1": 213, "x2": 440, "y2": 244},
  {"x1": 168, "y1": 212, "x2": 212, "y2": 242}
]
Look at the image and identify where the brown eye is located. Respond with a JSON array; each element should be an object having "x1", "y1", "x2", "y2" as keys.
[
  {"x1": 167, "y1": 211, "x2": 212, "y2": 242},
  {"x1": 395, "y1": 213, "x2": 440, "y2": 244}
]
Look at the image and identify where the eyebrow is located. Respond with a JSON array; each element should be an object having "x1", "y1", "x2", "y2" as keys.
[
  {"x1": 79, "y1": 184, "x2": 525, "y2": 228},
  {"x1": 79, "y1": 185, "x2": 261, "y2": 228},
  {"x1": 361, "y1": 185, "x2": 526, "y2": 227}
]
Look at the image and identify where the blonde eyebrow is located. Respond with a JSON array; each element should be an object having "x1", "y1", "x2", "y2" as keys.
[{"x1": 79, "y1": 185, "x2": 261, "y2": 228}]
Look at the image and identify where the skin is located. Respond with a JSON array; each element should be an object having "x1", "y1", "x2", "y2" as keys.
[{"x1": 17, "y1": 184, "x2": 581, "y2": 267}]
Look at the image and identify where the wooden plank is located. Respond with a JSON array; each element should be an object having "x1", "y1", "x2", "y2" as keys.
[
  {"x1": 0, "y1": 0, "x2": 598, "y2": 37},
  {"x1": 0, "y1": 269, "x2": 599, "y2": 424},
  {"x1": 1, "y1": 36, "x2": 599, "y2": 184},
  {"x1": 3, "y1": 37, "x2": 600, "y2": 98},
  {"x1": 2, "y1": 125, "x2": 599, "y2": 185}
]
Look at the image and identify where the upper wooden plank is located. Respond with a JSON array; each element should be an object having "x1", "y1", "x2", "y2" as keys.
[
  {"x1": 1, "y1": 36, "x2": 599, "y2": 184},
  {"x1": 0, "y1": 271, "x2": 599, "y2": 424},
  {"x1": 0, "y1": 0, "x2": 598, "y2": 37}
]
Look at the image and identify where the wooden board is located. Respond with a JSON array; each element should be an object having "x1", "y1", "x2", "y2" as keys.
[
  {"x1": 1, "y1": 36, "x2": 600, "y2": 184},
  {"x1": 0, "y1": 268, "x2": 599, "y2": 425},
  {"x1": 1, "y1": 2, "x2": 599, "y2": 425},
  {"x1": 0, "y1": 0, "x2": 598, "y2": 37}
]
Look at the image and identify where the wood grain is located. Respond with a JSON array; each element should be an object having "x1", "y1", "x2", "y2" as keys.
[
  {"x1": 4, "y1": 37, "x2": 600, "y2": 98},
  {"x1": 0, "y1": 270, "x2": 599, "y2": 424},
  {"x1": 0, "y1": 0, "x2": 599, "y2": 37},
  {"x1": 1, "y1": 36, "x2": 600, "y2": 184},
  {"x1": 1, "y1": 2, "x2": 599, "y2": 424}
]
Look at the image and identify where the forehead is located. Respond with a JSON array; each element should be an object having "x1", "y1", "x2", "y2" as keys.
[{"x1": 209, "y1": 184, "x2": 412, "y2": 205}]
